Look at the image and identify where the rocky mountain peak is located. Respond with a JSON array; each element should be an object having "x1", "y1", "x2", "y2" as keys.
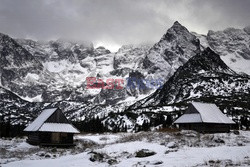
[
  {"x1": 173, "y1": 21, "x2": 181, "y2": 26},
  {"x1": 161, "y1": 21, "x2": 191, "y2": 41},
  {"x1": 172, "y1": 21, "x2": 188, "y2": 31},
  {"x1": 141, "y1": 21, "x2": 200, "y2": 81},
  {"x1": 184, "y1": 47, "x2": 234, "y2": 74}
]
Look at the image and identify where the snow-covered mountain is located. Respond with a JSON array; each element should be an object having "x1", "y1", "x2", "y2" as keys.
[
  {"x1": 95, "y1": 46, "x2": 250, "y2": 131},
  {"x1": 1, "y1": 21, "x2": 250, "y2": 130},
  {"x1": 14, "y1": 38, "x2": 154, "y2": 104},
  {"x1": 196, "y1": 26, "x2": 250, "y2": 75},
  {"x1": 140, "y1": 21, "x2": 201, "y2": 81},
  {"x1": 127, "y1": 48, "x2": 250, "y2": 114}
]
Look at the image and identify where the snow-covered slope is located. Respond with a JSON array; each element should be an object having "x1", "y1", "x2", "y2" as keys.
[{"x1": 2, "y1": 131, "x2": 250, "y2": 167}]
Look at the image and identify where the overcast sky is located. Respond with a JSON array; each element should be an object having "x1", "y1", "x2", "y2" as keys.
[{"x1": 0, "y1": 0, "x2": 250, "y2": 52}]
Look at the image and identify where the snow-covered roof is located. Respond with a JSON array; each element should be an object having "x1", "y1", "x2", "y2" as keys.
[
  {"x1": 24, "y1": 108, "x2": 57, "y2": 131},
  {"x1": 174, "y1": 102, "x2": 235, "y2": 124},
  {"x1": 24, "y1": 108, "x2": 80, "y2": 133},
  {"x1": 174, "y1": 113, "x2": 202, "y2": 123},
  {"x1": 39, "y1": 123, "x2": 80, "y2": 133}
]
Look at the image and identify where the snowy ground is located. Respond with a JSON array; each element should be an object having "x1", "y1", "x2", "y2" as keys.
[{"x1": 1, "y1": 131, "x2": 250, "y2": 167}]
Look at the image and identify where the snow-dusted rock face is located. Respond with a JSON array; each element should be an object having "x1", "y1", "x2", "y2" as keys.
[
  {"x1": 205, "y1": 27, "x2": 250, "y2": 75},
  {"x1": 3, "y1": 34, "x2": 153, "y2": 104},
  {"x1": 114, "y1": 44, "x2": 151, "y2": 71},
  {"x1": 128, "y1": 48, "x2": 250, "y2": 112},
  {"x1": 15, "y1": 38, "x2": 116, "y2": 101},
  {"x1": 16, "y1": 39, "x2": 94, "y2": 61},
  {"x1": 7, "y1": 21, "x2": 250, "y2": 106},
  {"x1": 141, "y1": 21, "x2": 201, "y2": 81},
  {"x1": 0, "y1": 33, "x2": 47, "y2": 100},
  {"x1": 91, "y1": 44, "x2": 153, "y2": 105}
]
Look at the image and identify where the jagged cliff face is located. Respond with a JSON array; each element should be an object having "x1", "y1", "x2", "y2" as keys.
[
  {"x1": 13, "y1": 38, "x2": 154, "y2": 103},
  {"x1": 0, "y1": 33, "x2": 48, "y2": 100},
  {"x1": 16, "y1": 39, "x2": 94, "y2": 61},
  {"x1": 140, "y1": 21, "x2": 201, "y2": 81},
  {"x1": 197, "y1": 26, "x2": 250, "y2": 75},
  {"x1": 1, "y1": 35, "x2": 97, "y2": 102}
]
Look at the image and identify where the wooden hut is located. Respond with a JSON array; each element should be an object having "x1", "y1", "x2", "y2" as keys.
[
  {"x1": 174, "y1": 102, "x2": 235, "y2": 133},
  {"x1": 24, "y1": 108, "x2": 80, "y2": 147}
]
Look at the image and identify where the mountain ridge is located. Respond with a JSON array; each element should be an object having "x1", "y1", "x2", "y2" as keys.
[
  {"x1": 127, "y1": 48, "x2": 250, "y2": 112},
  {"x1": 1, "y1": 21, "x2": 250, "y2": 131}
]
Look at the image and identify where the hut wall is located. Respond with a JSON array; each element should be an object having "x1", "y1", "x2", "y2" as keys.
[
  {"x1": 27, "y1": 132, "x2": 40, "y2": 145},
  {"x1": 61, "y1": 133, "x2": 73, "y2": 144},
  {"x1": 179, "y1": 123, "x2": 231, "y2": 133},
  {"x1": 39, "y1": 132, "x2": 73, "y2": 145},
  {"x1": 39, "y1": 132, "x2": 52, "y2": 144}
]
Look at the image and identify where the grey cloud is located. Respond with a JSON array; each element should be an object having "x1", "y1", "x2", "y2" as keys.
[{"x1": 0, "y1": 0, "x2": 249, "y2": 51}]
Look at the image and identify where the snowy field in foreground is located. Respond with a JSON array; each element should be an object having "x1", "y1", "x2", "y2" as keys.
[{"x1": 1, "y1": 131, "x2": 250, "y2": 167}]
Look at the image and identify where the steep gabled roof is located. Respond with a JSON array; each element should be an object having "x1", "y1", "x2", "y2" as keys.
[
  {"x1": 174, "y1": 113, "x2": 202, "y2": 123},
  {"x1": 174, "y1": 102, "x2": 235, "y2": 124},
  {"x1": 24, "y1": 108, "x2": 57, "y2": 131},
  {"x1": 24, "y1": 108, "x2": 80, "y2": 133},
  {"x1": 39, "y1": 123, "x2": 79, "y2": 133}
]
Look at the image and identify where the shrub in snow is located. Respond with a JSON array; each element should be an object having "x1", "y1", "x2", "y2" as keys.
[
  {"x1": 237, "y1": 141, "x2": 244, "y2": 146},
  {"x1": 167, "y1": 141, "x2": 178, "y2": 149},
  {"x1": 89, "y1": 151, "x2": 108, "y2": 162},
  {"x1": 165, "y1": 149, "x2": 178, "y2": 154},
  {"x1": 213, "y1": 138, "x2": 225, "y2": 144},
  {"x1": 51, "y1": 148, "x2": 57, "y2": 153},
  {"x1": 75, "y1": 139, "x2": 98, "y2": 151},
  {"x1": 38, "y1": 152, "x2": 45, "y2": 157},
  {"x1": 45, "y1": 154, "x2": 51, "y2": 158},
  {"x1": 233, "y1": 130, "x2": 240, "y2": 135},
  {"x1": 203, "y1": 159, "x2": 241, "y2": 166},
  {"x1": 88, "y1": 151, "x2": 119, "y2": 165},
  {"x1": 208, "y1": 160, "x2": 222, "y2": 165},
  {"x1": 135, "y1": 149, "x2": 156, "y2": 158},
  {"x1": 150, "y1": 160, "x2": 163, "y2": 165},
  {"x1": 107, "y1": 159, "x2": 118, "y2": 165}
]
